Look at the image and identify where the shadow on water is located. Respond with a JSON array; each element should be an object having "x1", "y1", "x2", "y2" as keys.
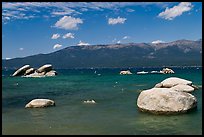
[{"x1": 127, "y1": 107, "x2": 201, "y2": 135}]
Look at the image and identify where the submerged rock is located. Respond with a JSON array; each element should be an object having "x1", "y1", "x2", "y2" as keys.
[
  {"x1": 25, "y1": 99, "x2": 55, "y2": 108},
  {"x1": 12, "y1": 65, "x2": 30, "y2": 76},
  {"x1": 137, "y1": 88, "x2": 197, "y2": 114},
  {"x1": 120, "y1": 70, "x2": 132, "y2": 75},
  {"x1": 191, "y1": 84, "x2": 199, "y2": 90}
]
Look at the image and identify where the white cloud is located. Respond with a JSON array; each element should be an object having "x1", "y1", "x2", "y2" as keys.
[
  {"x1": 52, "y1": 9, "x2": 75, "y2": 16},
  {"x1": 54, "y1": 16, "x2": 83, "y2": 30},
  {"x1": 2, "y1": 2, "x2": 172, "y2": 22},
  {"x1": 53, "y1": 44, "x2": 62, "y2": 49},
  {"x1": 126, "y1": 8, "x2": 135, "y2": 12},
  {"x1": 51, "y1": 33, "x2": 60, "y2": 39},
  {"x1": 5, "y1": 57, "x2": 11, "y2": 60},
  {"x1": 108, "y1": 17, "x2": 127, "y2": 25},
  {"x1": 122, "y1": 36, "x2": 130, "y2": 39},
  {"x1": 158, "y1": 2, "x2": 193, "y2": 20},
  {"x1": 77, "y1": 40, "x2": 90, "y2": 46},
  {"x1": 80, "y1": 8, "x2": 88, "y2": 12},
  {"x1": 2, "y1": 2, "x2": 169, "y2": 11},
  {"x1": 63, "y1": 33, "x2": 74, "y2": 39},
  {"x1": 112, "y1": 38, "x2": 117, "y2": 43},
  {"x1": 19, "y1": 48, "x2": 24, "y2": 50},
  {"x1": 4, "y1": 17, "x2": 10, "y2": 20},
  {"x1": 152, "y1": 40, "x2": 165, "y2": 44},
  {"x1": 117, "y1": 40, "x2": 121, "y2": 44}
]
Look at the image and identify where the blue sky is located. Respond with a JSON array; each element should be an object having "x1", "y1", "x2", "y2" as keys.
[{"x1": 2, "y1": 2, "x2": 202, "y2": 59}]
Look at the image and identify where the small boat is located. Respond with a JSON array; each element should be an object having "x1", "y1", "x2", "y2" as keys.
[{"x1": 137, "y1": 71, "x2": 148, "y2": 74}]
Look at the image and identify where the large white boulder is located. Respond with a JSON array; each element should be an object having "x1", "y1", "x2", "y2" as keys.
[
  {"x1": 23, "y1": 72, "x2": 46, "y2": 78},
  {"x1": 25, "y1": 99, "x2": 55, "y2": 108},
  {"x1": 24, "y1": 68, "x2": 35, "y2": 76},
  {"x1": 170, "y1": 84, "x2": 195, "y2": 93},
  {"x1": 37, "y1": 64, "x2": 53, "y2": 73},
  {"x1": 156, "y1": 77, "x2": 192, "y2": 88},
  {"x1": 23, "y1": 70, "x2": 57, "y2": 78},
  {"x1": 12, "y1": 65, "x2": 30, "y2": 76},
  {"x1": 137, "y1": 88, "x2": 197, "y2": 114},
  {"x1": 45, "y1": 70, "x2": 57, "y2": 76}
]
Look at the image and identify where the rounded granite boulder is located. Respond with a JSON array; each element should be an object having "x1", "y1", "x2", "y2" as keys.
[
  {"x1": 120, "y1": 70, "x2": 132, "y2": 75},
  {"x1": 155, "y1": 77, "x2": 193, "y2": 88},
  {"x1": 24, "y1": 68, "x2": 35, "y2": 76},
  {"x1": 12, "y1": 65, "x2": 30, "y2": 76},
  {"x1": 37, "y1": 64, "x2": 53, "y2": 73},
  {"x1": 45, "y1": 70, "x2": 57, "y2": 76},
  {"x1": 170, "y1": 84, "x2": 195, "y2": 93},
  {"x1": 137, "y1": 88, "x2": 197, "y2": 114},
  {"x1": 25, "y1": 99, "x2": 55, "y2": 108}
]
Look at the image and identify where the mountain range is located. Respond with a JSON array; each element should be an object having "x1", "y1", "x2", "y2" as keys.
[{"x1": 2, "y1": 39, "x2": 202, "y2": 69}]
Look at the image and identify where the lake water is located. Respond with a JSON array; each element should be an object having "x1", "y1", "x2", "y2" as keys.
[{"x1": 2, "y1": 67, "x2": 202, "y2": 135}]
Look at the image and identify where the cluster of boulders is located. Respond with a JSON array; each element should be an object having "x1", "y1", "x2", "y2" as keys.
[
  {"x1": 120, "y1": 70, "x2": 132, "y2": 75},
  {"x1": 12, "y1": 64, "x2": 57, "y2": 77},
  {"x1": 83, "y1": 100, "x2": 96, "y2": 104},
  {"x1": 120, "y1": 68, "x2": 174, "y2": 75},
  {"x1": 137, "y1": 77, "x2": 198, "y2": 114},
  {"x1": 25, "y1": 98, "x2": 97, "y2": 108},
  {"x1": 160, "y1": 68, "x2": 175, "y2": 74}
]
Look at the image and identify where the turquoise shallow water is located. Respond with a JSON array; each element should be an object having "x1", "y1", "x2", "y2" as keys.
[{"x1": 2, "y1": 67, "x2": 202, "y2": 135}]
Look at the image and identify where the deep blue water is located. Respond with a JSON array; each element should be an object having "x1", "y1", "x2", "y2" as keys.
[{"x1": 2, "y1": 67, "x2": 202, "y2": 135}]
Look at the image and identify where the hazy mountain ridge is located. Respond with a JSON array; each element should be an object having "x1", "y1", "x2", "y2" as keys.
[{"x1": 2, "y1": 39, "x2": 202, "y2": 69}]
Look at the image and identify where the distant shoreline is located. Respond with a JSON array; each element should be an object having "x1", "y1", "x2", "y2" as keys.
[{"x1": 2, "y1": 66, "x2": 202, "y2": 71}]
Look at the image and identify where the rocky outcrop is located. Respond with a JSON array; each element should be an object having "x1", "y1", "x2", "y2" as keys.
[
  {"x1": 37, "y1": 64, "x2": 52, "y2": 73},
  {"x1": 137, "y1": 71, "x2": 148, "y2": 74},
  {"x1": 137, "y1": 77, "x2": 199, "y2": 115},
  {"x1": 137, "y1": 88, "x2": 197, "y2": 114},
  {"x1": 160, "y1": 68, "x2": 175, "y2": 74},
  {"x1": 170, "y1": 84, "x2": 195, "y2": 93},
  {"x1": 12, "y1": 64, "x2": 57, "y2": 77},
  {"x1": 155, "y1": 77, "x2": 193, "y2": 88},
  {"x1": 154, "y1": 83, "x2": 163, "y2": 88},
  {"x1": 23, "y1": 72, "x2": 46, "y2": 78},
  {"x1": 25, "y1": 99, "x2": 55, "y2": 108},
  {"x1": 12, "y1": 65, "x2": 30, "y2": 76},
  {"x1": 120, "y1": 70, "x2": 132, "y2": 75},
  {"x1": 45, "y1": 70, "x2": 57, "y2": 76},
  {"x1": 83, "y1": 100, "x2": 96, "y2": 104},
  {"x1": 24, "y1": 68, "x2": 35, "y2": 76}
]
